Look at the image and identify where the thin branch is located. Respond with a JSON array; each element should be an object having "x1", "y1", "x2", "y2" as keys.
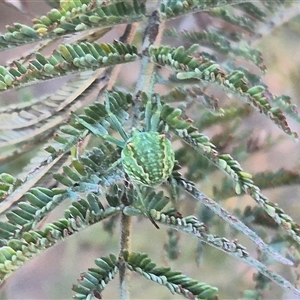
[
  {"x1": 116, "y1": 25, "x2": 140, "y2": 300},
  {"x1": 135, "y1": 10, "x2": 163, "y2": 94},
  {"x1": 171, "y1": 220, "x2": 300, "y2": 297},
  {"x1": 250, "y1": 3, "x2": 300, "y2": 44},
  {"x1": 106, "y1": 23, "x2": 139, "y2": 91},
  {"x1": 176, "y1": 177, "x2": 293, "y2": 266},
  {"x1": 119, "y1": 206, "x2": 133, "y2": 300}
]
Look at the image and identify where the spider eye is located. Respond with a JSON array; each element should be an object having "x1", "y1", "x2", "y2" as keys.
[{"x1": 121, "y1": 132, "x2": 175, "y2": 186}]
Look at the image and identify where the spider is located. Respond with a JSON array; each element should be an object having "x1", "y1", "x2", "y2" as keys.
[{"x1": 75, "y1": 91, "x2": 175, "y2": 228}]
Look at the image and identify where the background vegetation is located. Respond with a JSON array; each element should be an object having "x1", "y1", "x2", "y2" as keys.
[{"x1": 0, "y1": 0, "x2": 300, "y2": 299}]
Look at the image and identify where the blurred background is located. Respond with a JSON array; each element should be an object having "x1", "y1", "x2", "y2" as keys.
[{"x1": 0, "y1": 1, "x2": 300, "y2": 299}]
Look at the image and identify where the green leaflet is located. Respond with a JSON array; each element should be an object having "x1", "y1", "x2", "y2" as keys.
[
  {"x1": 0, "y1": 41, "x2": 138, "y2": 92},
  {"x1": 124, "y1": 251, "x2": 218, "y2": 299},
  {"x1": 0, "y1": 1, "x2": 300, "y2": 299}
]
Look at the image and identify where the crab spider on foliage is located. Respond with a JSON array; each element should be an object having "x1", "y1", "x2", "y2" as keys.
[{"x1": 75, "y1": 91, "x2": 175, "y2": 228}]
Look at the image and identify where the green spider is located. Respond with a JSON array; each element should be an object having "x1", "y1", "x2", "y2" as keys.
[{"x1": 75, "y1": 91, "x2": 175, "y2": 227}]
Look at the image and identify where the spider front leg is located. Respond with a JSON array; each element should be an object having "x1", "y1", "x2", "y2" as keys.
[
  {"x1": 134, "y1": 184, "x2": 160, "y2": 229},
  {"x1": 73, "y1": 107, "x2": 126, "y2": 181},
  {"x1": 144, "y1": 93, "x2": 162, "y2": 132},
  {"x1": 168, "y1": 173, "x2": 180, "y2": 210},
  {"x1": 73, "y1": 113, "x2": 125, "y2": 149},
  {"x1": 104, "y1": 91, "x2": 129, "y2": 141}
]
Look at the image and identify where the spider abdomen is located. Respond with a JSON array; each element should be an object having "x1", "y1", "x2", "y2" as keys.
[{"x1": 121, "y1": 132, "x2": 175, "y2": 186}]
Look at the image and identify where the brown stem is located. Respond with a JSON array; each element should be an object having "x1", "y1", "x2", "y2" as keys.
[{"x1": 118, "y1": 211, "x2": 132, "y2": 300}]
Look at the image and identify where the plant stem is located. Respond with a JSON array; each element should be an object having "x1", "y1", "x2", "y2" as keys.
[
  {"x1": 119, "y1": 212, "x2": 132, "y2": 300},
  {"x1": 116, "y1": 23, "x2": 140, "y2": 300},
  {"x1": 177, "y1": 178, "x2": 293, "y2": 266},
  {"x1": 135, "y1": 10, "x2": 164, "y2": 93},
  {"x1": 133, "y1": 10, "x2": 166, "y2": 127}
]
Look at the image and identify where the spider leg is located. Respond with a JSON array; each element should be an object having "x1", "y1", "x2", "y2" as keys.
[
  {"x1": 73, "y1": 112, "x2": 126, "y2": 175},
  {"x1": 169, "y1": 174, "x2": 179, "y2": 210},
  {"x1": 105, "y1": 91, "x2": 129, "y2": 141},
  {"x1": 135, "y1": 185, "x2": 159, "y2": 229},
  {"x1": 73, "y1": 113, "x2": 125, "y2": 148},
  {"x1": 103, "y1": 157, "x2": 124, "y2": 175},
  {"x1": 145, "y1": 94, "x2": 162, "y2": 132}
]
